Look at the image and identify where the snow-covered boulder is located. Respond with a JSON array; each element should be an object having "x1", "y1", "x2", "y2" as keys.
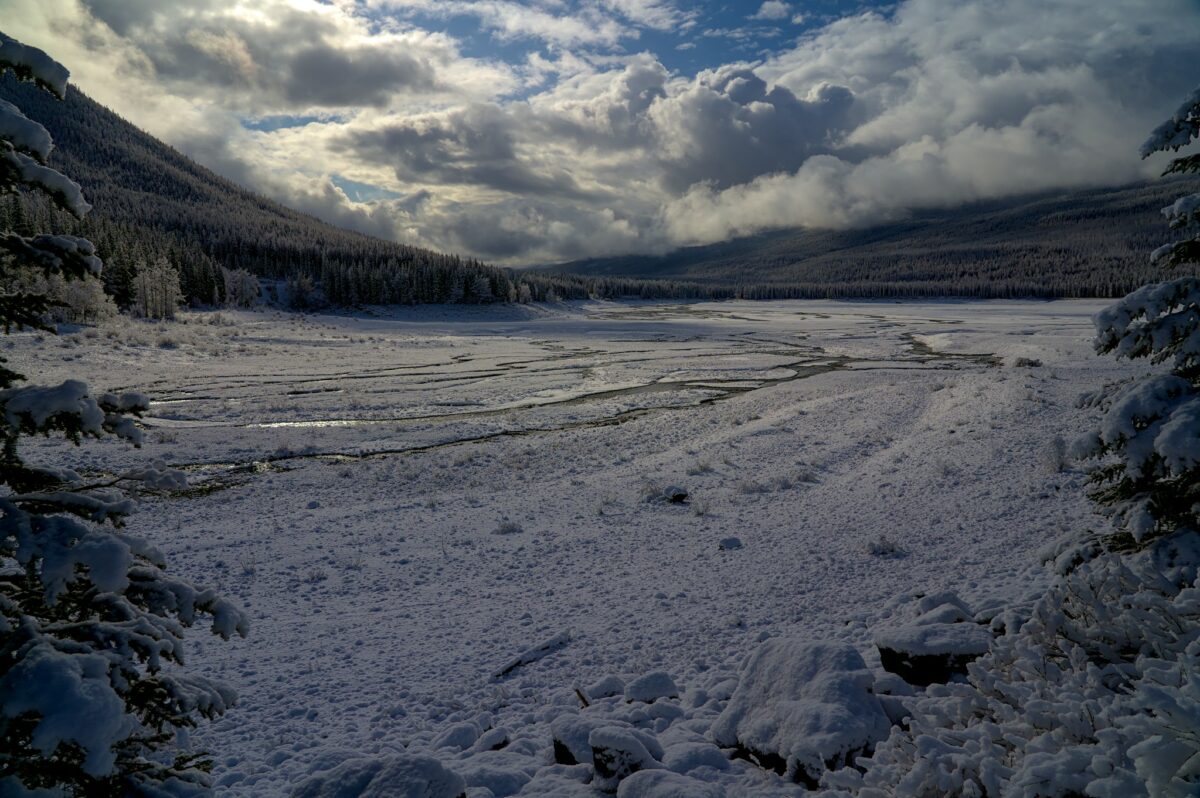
[
  {"x1": 473, "y1": 727, "x2": 510, "y2": 752},
  {"x1": 453, "y1": 750, "x2": 538, "y2": 797},
  {"x1": 874, "y1": 622, "x2": 993, "y2": 687},
  {"x1": 433, "y1": 721, "x2": 482, "y2": 751},
  {"x1": 586, "y1": 674, "x2": 626, "y2": 700},
  {"x1": 551, "y1": 714, "x2": 601, "y2": 766},
  {"x1": 661, "y1": 741, "x2": 729, "y2": 773},
  {"x1": 710, "y1": 638, "x2": 891, "y2": 786},
  {"x1": 625, "y1": 672, "x2": 679, "y2": 703},
  {"x1": 290, "y1": 754, "x2": 466, "y2": 798},
  {"x1": 912, "y1": 602, "x2": 972, "y2": 625},
  {"x1": 551, "y1": 713, "x2": 666, "y2": 766},
  {"x1": 589, "y1": 726, "x2": 663, "y2": 791},
  {"x1": 615, "y1": 769, "x2": 726, "y2": 798}
]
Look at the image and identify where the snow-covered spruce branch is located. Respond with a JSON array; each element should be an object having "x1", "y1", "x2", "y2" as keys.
[
  {"x1": 0, "y1": 32, "x2": 68, "y2": 99},
  {"x1": 0, "y1": 233, "x2": 103, "y2": 279},
  {"x1": 0, "y1": 97, "x2": 52, "y2": 162},
  {"x1": 0, "y1": 31, "x2": 247, "y2": 795},
  {"x1": 1140, "y1": 87, "x2": 1200, "y2": 159},
  {"x1": 0, "y1": 139, "x2": 90, "y2": 217},
  {"x1": 1072, "y1": 86, "x2": 1200, "y2": 548}
]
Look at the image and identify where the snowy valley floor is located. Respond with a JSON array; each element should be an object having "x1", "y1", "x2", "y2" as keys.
[{"x1": 11, "y1": 298, "x2": 1132, "y2": 796}]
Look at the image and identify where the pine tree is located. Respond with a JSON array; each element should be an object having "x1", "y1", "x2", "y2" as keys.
[
  {"x1": 1074, "y1": 88, "x2": 1200, "y2": 546},
  {"x1": 0, "y1": 32, "x2": 247, "y2": 795}
]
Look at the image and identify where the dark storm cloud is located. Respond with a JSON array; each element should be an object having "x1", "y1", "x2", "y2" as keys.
[
  {"x1": 650, "y1": 66, "x2": 855, "y2": 192},
  {"x1": 344, "y1": 104, "x2": 601, "y2": 200}
]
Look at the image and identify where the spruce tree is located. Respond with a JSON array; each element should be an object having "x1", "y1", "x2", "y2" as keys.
[
  {"x1": 1075, "y1": 88, "x2": 1200, "y2": 546},
  {"x1": 0, "y1": 32, "x2": 247, "y2": 795}
]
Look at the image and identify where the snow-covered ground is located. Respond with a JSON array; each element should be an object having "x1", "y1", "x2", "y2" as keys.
[{"x1": 11, "y1": 299, "x2": 1132, "y2": 795}]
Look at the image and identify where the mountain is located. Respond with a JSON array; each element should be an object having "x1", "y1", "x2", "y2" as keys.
[
  {"x1": 0, "y1": 73, "x2": 573, "y2": 306},
  {"x1": 540, "y1": 179, "x2": 1200, "y2": 298}
]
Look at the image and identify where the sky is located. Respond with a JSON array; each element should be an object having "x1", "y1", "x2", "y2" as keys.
[{"x1": 3, "y1": 0, "x2": 1199, "y2": 265}]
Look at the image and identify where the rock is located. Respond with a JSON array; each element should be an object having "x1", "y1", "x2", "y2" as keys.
[
  {"x1": 473, "y1": 727, "x2": 510, "y2": 752},
  {"x1": 290, "y1": 754, "x2": 466, "y2": 798},
  {"x1": 915, "y1": 591, "x2": 972, "y2": 616},
  {"x1": 586, "y1": 674, "x2": 626, "y2": 700},
  {"x1": 432, "y1": 721, "x2": 481, "y2": 751},
  {"x1": 912, "y1": 602, "x2": 972, "y2": 625},
  {"x1": 710, "y1": 638, "x2": 891, "y2": 787},
  {"x1": 454, "y1": 750, "x2": 538, "y2": 798},
  {"x1": 718, "y1": 537, "x2": 742, "y2": 551},
  {"x1": 589, "y1": 726, "x2": 662, "y2": 791},
  {"x1": 874, "y1": 622, "x2": 993, "y2": 686},
  {"x1": 661, "y1": 742, "x2": 729, "y2": 773},
  {"x1": 615, "y1": 770, "x2": 726, "y2": 798},
  {"x1": 663, "y1": 486, "x2": 688, "y2": 503},
  {"x1": 550, "y1": 715, "x2": 605, "y2": 766},
  {"x1": 871, "y1": 673, "x2": 915, "y2": 697},
  {"x1": 625, "y1": 672, "x2": 679, "y2": 703}
]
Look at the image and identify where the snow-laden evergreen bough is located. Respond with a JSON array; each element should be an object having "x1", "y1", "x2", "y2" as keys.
[
  {"x1": 1076, "y1": 88, "x2": 1200, "y2": 547},
  {"x1": 0, "y1": 33, "x2": 248, "y2": 796}
]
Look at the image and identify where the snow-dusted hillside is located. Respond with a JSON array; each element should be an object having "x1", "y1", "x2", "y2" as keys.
[{"x1": 9, "y1": 299, "x2": 1134, "y2": 795}]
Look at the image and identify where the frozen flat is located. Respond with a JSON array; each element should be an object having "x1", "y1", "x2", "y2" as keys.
[{"x1": 9, "y1": 298, "x2": 1127, "y2": 795}]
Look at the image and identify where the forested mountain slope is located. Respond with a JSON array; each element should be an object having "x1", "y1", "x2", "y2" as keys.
[{"x1": 545, "y1": 179, "x2": 1200, "y2": 298}]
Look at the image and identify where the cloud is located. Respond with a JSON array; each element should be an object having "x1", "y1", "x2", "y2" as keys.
[
  {"x1": 371, "y1": 0, "x2": 635, "y2": 48},
  {"x1": 750, "y1": 2, "x2": 791, "y2": 21},
  {"x1": 648, "y1": 66, "x2": 854, "y2": 192},
  {"x1": 342, "y1": 104, "x2": 602, "y2": 200},
  {"x1": 4, "y1": 0, "x2": 1199, "y2": 265},
  {"x1": 71, "y1": 0, "x2": 509, "y2": 112},
  {"x1": 658, "y1": 0, "x2": 1200, "y2": 246}
]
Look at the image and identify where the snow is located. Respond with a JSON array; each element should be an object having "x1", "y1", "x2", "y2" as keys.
[
  {"x1": 615, "y1": 770, "x2": 726, "y2": 798},
  {"x1": 660, "y1": 741, "x2": 729, "y2": 773},
  {"x1": 7, "y1": 298, "x2": 1136, "y2": 795},
  {"x1": 873, "y1": 621, "x2": 992, "y2": 657},
  {"x1": 589, "y1": 726, "x2": 664, "y2": 789},
  {"x1": 0, "y1": 644, "x2": 133, "y2": 777},
  {"x1": 1, "y1": 234, "x2": 103, "y2": 279},
  {"x1": 0, "y1": 98, "x2": 52, "y2": 161},
  {"x1": 290, "y1": 754, "x2": 466, "y2": 798},
  {"x1": 1164, "y1": 192, "x2": 1200, "y2": 229},
  {"x1": 432, "y1": 721, "x2": 482, "y2": 751},
  {"x1": 710, "y1": 638, "x2": 891, "y2": 783},
  {"x1": 1140, "y1": 86, "x2": 1200, "y2": 157},
  {"x1": 1151, "y1": 242, "x2": 1177, "y2": 264},
  {"x1": 3, "y1": 379, "x2": 104, "y2": 432},
  {"x1": 586, "y1": 675, "x2": 626, "y2": 700},
  {"x1": 0, "y1": 32, "x2": 70, "y2": 98},
  {"x1": 625, "y1": 672, "x2": 680, "y2": 703},
  {"x1": 0, "y1": 142, "x2": 91, "y2": 217},
  {"x1": 455, "y1": 749, "x2": 538, "y2": 795},
  {"x1": 551, "y1": 714, "x2": 609, "y2": 766}
]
